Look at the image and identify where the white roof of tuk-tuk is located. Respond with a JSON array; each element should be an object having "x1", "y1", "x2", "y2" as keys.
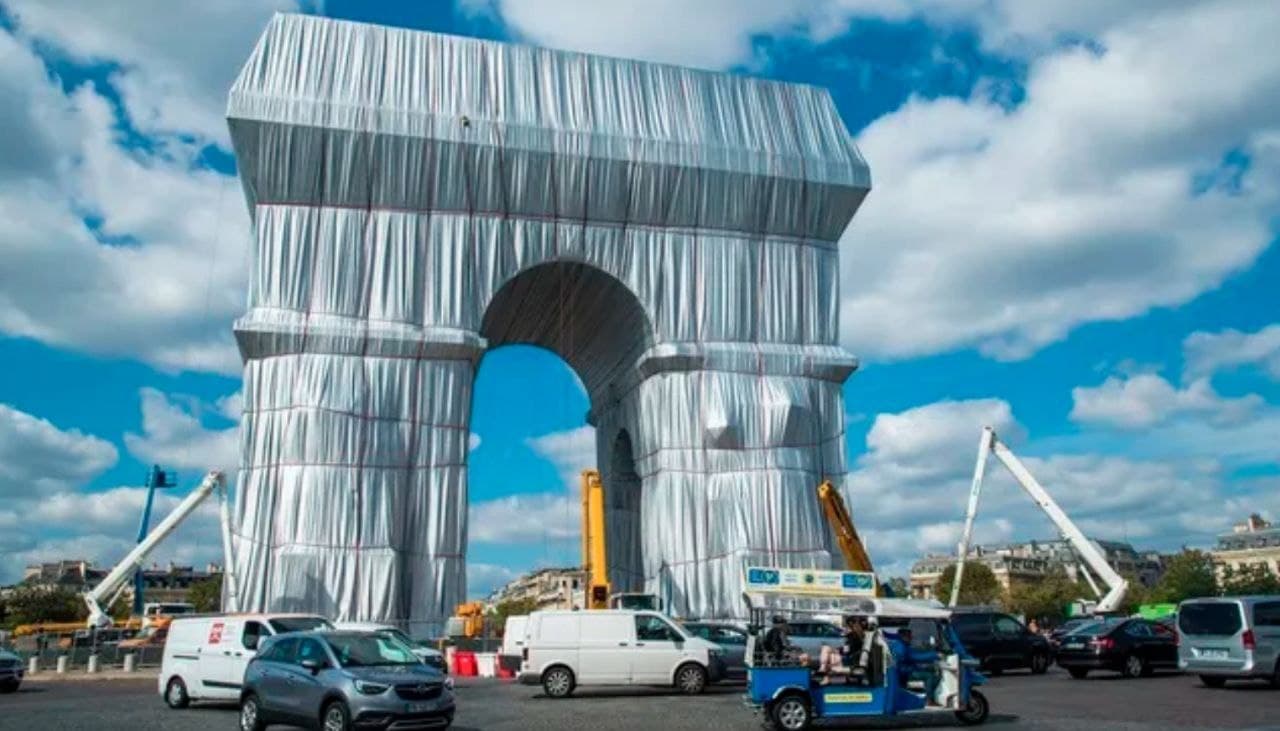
[{"x1": 744, "y1": 593, "x2": 953, "y2": 620}]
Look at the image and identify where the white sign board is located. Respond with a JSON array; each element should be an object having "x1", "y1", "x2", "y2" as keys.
[{"x1": 744, "y1": 566, "x2": 876, "y2": 596}]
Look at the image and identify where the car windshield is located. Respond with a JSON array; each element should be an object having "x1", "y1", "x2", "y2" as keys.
[
  {"x1": 1178, "y1": 603, "x2": 1243, "y2": 636},
  {"x1": 324, "y1": 632, "x2": 421, "y2": 667},
  {"x1": 269, "y1": 617, "x2": 332, "y2": 634},
  {"x1": 379, "y1": 628, "x2": 426, "y2": 649}
]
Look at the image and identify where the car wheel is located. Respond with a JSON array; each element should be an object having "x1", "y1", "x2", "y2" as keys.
[
  {"x1": 955, "y1": 689, "x2": 989, "y2": 726},
  {"x1": 675, "y1": 663, "x2": 708, "y2": 695},
  {"x1": 239, "y1": 693, "x2": 266, "y2": 731},
  {"x1": 770, "y1": 694, "x2": 812, "y2": 731},
  {"x1": 0, "y1": 680, "x2": 18, "y2": 694},
  {"x1": 322, "y1": 700, "x2": 351, "y2": 731},
  {"x1": 1030, "y1": 652, "x2": 1049, "y2": 675},
  {"x1": 1121, "y1": 654, "x2": 1146, "y2": 679},
  {"x1": 541, "y1": 666, "x2": 575, "y2": 698},
  {"x1": 1270, "y1": 660, "x2": 1280, "y2": 690},
  {"x1": 985, "y1": 665, "x2": 1003, "y2": 677},
  {"x1": 1068, "y1": 668, "x2": 1089, "y2": 679},
  {"x1": 1199, "y1": 675, "x2": 1226, "y2": 688},
  {"x1": 164, "y1": 677, "x2": 190, "y2": 709}
]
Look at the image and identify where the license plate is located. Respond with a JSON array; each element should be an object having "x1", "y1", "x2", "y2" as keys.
[
  {"x1": 405, "y1": 703, "x2": 434, "y2": 713},
  {"x1": 1063, "y1": 642, "x2": 1083, "y2": 650},
  {"x1": 1199, "y1": 649, "x2": 1228, "y2": 660}
]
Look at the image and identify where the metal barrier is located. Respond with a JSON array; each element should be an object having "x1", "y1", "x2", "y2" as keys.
[{"x1": 4, "y1": 634, "x2": 166, "y2": 672}]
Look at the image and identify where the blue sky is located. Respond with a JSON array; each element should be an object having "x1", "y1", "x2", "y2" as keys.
[{"x1": 0, "y1": 0, "x2": 1277, "y2": 596}]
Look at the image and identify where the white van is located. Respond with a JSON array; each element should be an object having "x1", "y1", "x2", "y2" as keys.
[
  {"x1": 519, "y1": 610, "x2": 724, "y2": 697},
  {"x1": 500, "y1": 615, "x2": 529, "y2": 674},
  {"x1": 158, "y1": 613, "x2": 331, "y2": 708}
]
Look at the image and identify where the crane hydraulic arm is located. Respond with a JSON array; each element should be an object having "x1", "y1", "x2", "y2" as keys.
[
  {"x1": 581, "y1": 469, "x2": 610, "y2": 609},
  {"x1": 950, "y1": 427, "x2": 1129, "y2": 614},
  {"x1": 816, "y1": 480, "x2": 876, "y2": 576},
  {"x1": 84, "y1": 471, "x2": 239, "y2": 628}
]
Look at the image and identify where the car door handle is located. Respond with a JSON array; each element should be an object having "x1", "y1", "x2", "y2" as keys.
[
  {"x1": 635, "y1": 642, "x2": 645, "y2": 647},
  {"x1": 617, "y1": 642, "x2": 629, "y2": 647}
]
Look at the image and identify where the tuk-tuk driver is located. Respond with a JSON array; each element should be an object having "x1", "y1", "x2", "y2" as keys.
[
  {"x1": 762, "y1": 615, "x2": 809, "y2": 666},
  {"x1": 889, "y1": 628, "x2": 941, "y2": 705}
]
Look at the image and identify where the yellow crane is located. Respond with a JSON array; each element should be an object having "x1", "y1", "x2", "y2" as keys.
[
  {"x1": 816, "y1": 479, "x2": 882, "y2": 595},
  {"x1": 581, "y1": 469, "x2": 611, "y2": 609}
]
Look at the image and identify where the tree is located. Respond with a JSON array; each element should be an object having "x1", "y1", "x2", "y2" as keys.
[
  {"x1": 1220, "y1": 564, "x2": 1280, "y2": 596},
  {"x1": 1149, "y1": 550, "x2": 1218, "y2": 603},
  {"x1": 487, "y1": 597, "x2": 540, "y2": 637},
  {"x1": 885, "y1": 576, "x2": 909, "y2": 598},
  {"x1": 188, "y1": 574, "x2": 224, "y2": 613},
  {"x1": 935, "y1": 562, "x2": 1001, "y2": 606},
  {"x1": 3, "y1": 586, "x2": 85, "y2": 626},
  {"x1": 1005, "y1": 570, "x2": 1089, "y2": 625}
]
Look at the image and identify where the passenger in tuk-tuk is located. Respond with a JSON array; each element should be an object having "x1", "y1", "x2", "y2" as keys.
[
  {"x1": 761, "y1": 615, "x2": 810, "y2": 667},
  {"x1": 817, "y1": 616, "x2": 868, "y2": 684}
]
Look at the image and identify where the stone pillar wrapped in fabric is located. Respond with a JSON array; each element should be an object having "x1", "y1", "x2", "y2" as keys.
[{"x1": 227, "y1": 13, "x2": 870, "y2": 634}]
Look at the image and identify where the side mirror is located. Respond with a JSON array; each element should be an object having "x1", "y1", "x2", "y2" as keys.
[{"x1": 300, "y1": 658, "x2": 324, "y2": 674}]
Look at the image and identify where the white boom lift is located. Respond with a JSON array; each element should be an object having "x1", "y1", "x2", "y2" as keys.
[
  {"x1": 84, "y1": 471, "x2": 239, "y2": 628},
  {"x1": 949, "y1": 427, "x2": 1129, "y2": 614}
]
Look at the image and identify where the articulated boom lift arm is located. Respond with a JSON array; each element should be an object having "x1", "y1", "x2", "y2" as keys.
[
  {"x1": 84, "y1": 471, "x2": 238, "y2": 628},
  {"x1": 581, "y1": 469, "x2": 610, "y2": 609},
  {"x1": 950, "y1": 427, "x2": 1128, "y2": 614},
  {"x1": 816, "y1": 480, "x2": 877, "y2": 576}
]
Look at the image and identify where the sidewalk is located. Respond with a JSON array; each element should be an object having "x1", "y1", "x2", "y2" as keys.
[{"x1": 25, "y1": 667, "x2": 160, "y2": 682}]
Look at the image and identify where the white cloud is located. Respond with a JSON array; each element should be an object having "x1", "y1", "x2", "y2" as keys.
[
  {"x1": 526, "y1": 425, "x2": 596, "y2": 489},
  {"x1": 845, "y1": 396, "x2": 1266, "y2": 575},
  {"x1": 843, "y1": 0, "x2": 1280, "y2": 360},
  {"x1": 1070, "y1": 374, "x2": 1262, "y2": 429},
  {"x1": 1183, "y1": 324, "x2": 1280, "y2": 381},
  {"x1": 0, "y1": 403, "x2": 117, "y2": 499},
  {"x1": 469, "y1": 492, "x2": 579, "y2": 545},
  {"x1": 4, "y1": 0, "x2": 294, "y2": 147},
  {"x1": 0, "y1": 48, "x2": 249, "y2": 374},
  {"x1": 124, "y1": 388, "x2": 240, "y2": 473},
  {"x1": 467, "y1": 562, "x2": 521, "y2": 598},
  {"x1": 469, "y1": 433, "x2": 482, "y2": 452}
]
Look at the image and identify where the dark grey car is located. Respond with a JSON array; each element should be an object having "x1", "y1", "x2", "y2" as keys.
[
  {"x1": 682, "y1": 621, "x2": 750, "y2": 679},
  {"x1": 240, "y1": 631, "x2": 454, "y2": 731}
]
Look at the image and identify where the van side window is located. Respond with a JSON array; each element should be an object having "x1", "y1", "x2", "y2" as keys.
[
  {"x1": 242, "y1": 621, "x2": 267, "y2": 651},
  {"x1": 1255, "y1": 602, "x2": 1280, "y2": 627},
  {"x1": 635, "y1": 615, "x2": 680, "y2": 642}
]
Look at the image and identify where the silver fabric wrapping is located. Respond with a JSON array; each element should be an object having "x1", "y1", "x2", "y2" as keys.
[{"x1": 228, "y1": 13, "x2": 869, "y2": 633}]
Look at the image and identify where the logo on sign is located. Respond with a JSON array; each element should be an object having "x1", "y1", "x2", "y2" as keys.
[
  {"x1": 842, "y1": 573, "x2": 874, "y2": 590},
  {"x1": 747, "y1": 568, "x2": 780, "y2": 585},
  {"x1": 208, "y1": 622, "x2": 224, "y2": 645}
]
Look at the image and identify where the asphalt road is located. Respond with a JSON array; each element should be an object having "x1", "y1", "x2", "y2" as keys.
[{"x1": 1, "y1": 668, "x2": 1277, "y2": 731}]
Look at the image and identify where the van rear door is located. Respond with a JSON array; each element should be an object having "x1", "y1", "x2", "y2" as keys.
[
  {"x1": 579, "y1": 613, "x2": 633, "y2": 684},
  {"x1": 1179, "y1": 601, "x2": 1247, "y2": 668}
]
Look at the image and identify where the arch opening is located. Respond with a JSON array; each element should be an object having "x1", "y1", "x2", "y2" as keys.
[{"x1": 477, "y1": 260, "x2": 652, "y2": 598}]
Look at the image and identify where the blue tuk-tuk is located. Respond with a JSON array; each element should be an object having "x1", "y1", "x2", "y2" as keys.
[{"x1": 743, "y1": 587, "x2": 989, "y2": 730}]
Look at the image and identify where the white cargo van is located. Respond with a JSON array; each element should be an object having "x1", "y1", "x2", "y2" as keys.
[
  {"x1": 519, "y1": 610, "x2": 724, "y2": 697},
  {"x1": 500, "y1": 615, "x2": 529, "y2": 674},
  {"x1": 158, "y1": 613, "x2": 331, "y2": 708}
]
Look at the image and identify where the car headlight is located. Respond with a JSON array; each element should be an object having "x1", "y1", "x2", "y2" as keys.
[
  {"x1": 354, "y1": 679, "x2": 390, "y2": 695},
  {"x1": 443, "y1": 676, "x2": 455, "y2": 691}
]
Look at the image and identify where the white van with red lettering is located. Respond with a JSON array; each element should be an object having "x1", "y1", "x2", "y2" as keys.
[{"x1": 158, "y1": 613, "x2": 332, "y2": 708}]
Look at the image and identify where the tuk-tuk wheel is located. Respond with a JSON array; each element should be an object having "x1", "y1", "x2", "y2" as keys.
[
  {"x1": 769, "y1": 694, "x2": 812, "y2": 731},
  {"x1": 955, "y1": 689, "x2": 989, "y2": 726}
]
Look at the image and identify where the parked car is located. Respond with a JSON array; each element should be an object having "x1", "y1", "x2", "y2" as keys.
[
  {"x1": 0, "y1": 649, "x2": 24, "y2": 693},
  {"x1": 681, "y1": 621, "x2": 749, "y2": 679},
  {"x1": 951, "y1": 609, "x2": 1052, "y2": 674},
  {"x1": 1048, "y1": 618, "x2": 1094, "y2": 651},
  {"x1": 519, "y1": 609, "x2": 725, "y2": 697},
  {"x1": 332, "y1": 622, "x2": 446, "y2": 673},
  {"x1": 240, "y1": 630, "x2": 454, "y2": 731},
  {"x1": 1055, "y1": 618, "x2": 1177, "y2": 679},
  {"x1": 783, "y1": 619, "x2": 846, "y2": 665},
  {"x1": 1177, "y1": 596, "x2": 1280, "y2": 688},
  {"x1": 159, "y1": 613, "x2": 333, "y2": 708}
]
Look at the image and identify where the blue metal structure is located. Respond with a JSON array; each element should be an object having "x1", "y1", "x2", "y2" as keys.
[{"x1": 132, "y1": 465, "x2": 176, "y2": 616}]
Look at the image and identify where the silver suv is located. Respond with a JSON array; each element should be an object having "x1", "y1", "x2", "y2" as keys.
[
  {"x1": 1177, "y1": 596, "x2": 1280, "y2": 688},
  {"x1": 240, "y1": 631, "x2": 454, "y2": 730}
]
